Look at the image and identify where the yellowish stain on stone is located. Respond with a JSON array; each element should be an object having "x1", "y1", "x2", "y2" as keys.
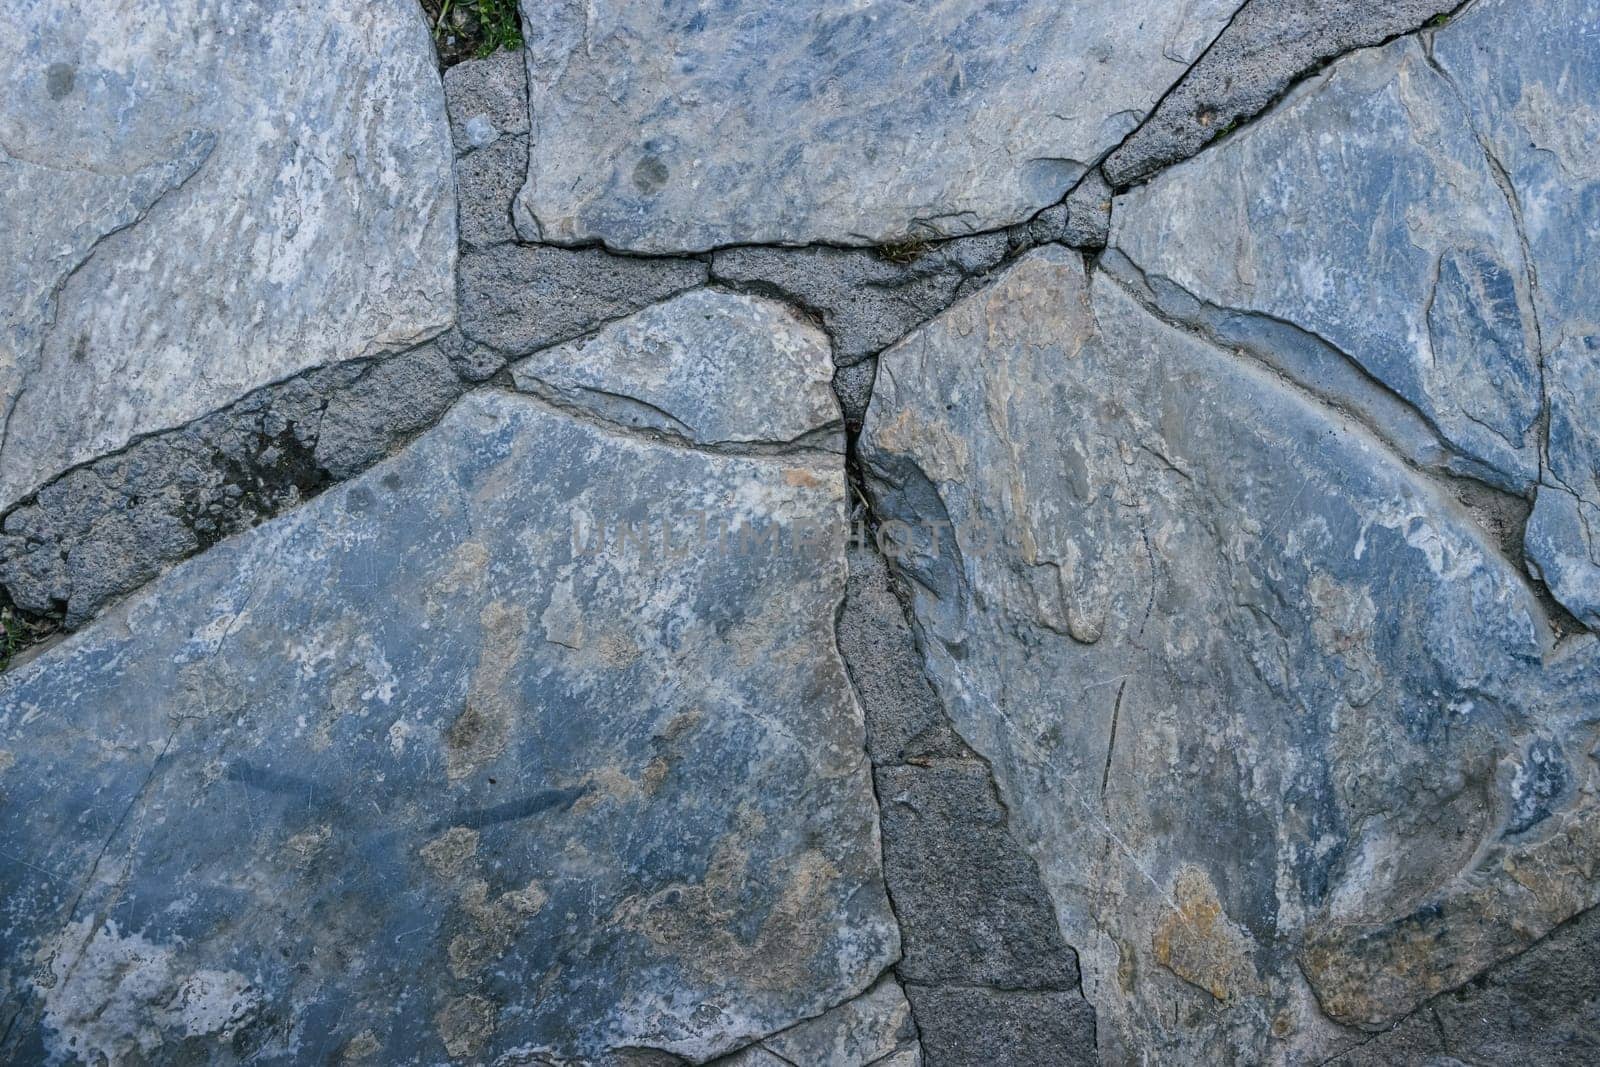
[{"x1": 1152, "y1": 865, "x2": 1262, "y2": 1004}]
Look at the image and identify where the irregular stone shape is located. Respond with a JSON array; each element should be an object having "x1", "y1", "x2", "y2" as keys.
[
  {"x1": 443, "y1": 49, "x2": 529, "y2": 154},
  {"x1": 0, "y1": 389, "x2": 898, "y2": 1063},
  {"x1": 1103, "y1": 0, "x2": 1456, "y2": 187},
  {"x1": 711, "y1": 237, "x2": 1010, "y2": 367},
  {"x1": 1061, "y1": 171, "x2": 1114, "y2": 250},
  {"x1": 904, "y1": 987, "x2": 1097, "y2": 1067},
  {"x1": 458, "y1": 244, "x2": 707, "y2": 356},
  {"x1": 876, "y1": 761, "x2": 1079, "y2": 990},
  {"x1": 859, "y1": 248, "x2": 1600, "y2": 1062},
  {"x1": 455, "y1": 134, "x2": 527, "y2": 248},
  {"x1": 838, "y1": 548, "x2": 972, "y2": 766},
  {"x1": 0, "y1": 341, "x2": 475, "y2": 630},
  {"x1": 1332, "y1": 903, "x2": 1600, "y2": 1066},
  {"x1": 1112, "y1": 36, "x2": 1542, "y2": 495},
  {"x1": 1427, "y1": 0, "x2": 1600, "y2": 630},
  {"x1": 0, "y1": 0, "x2": 456, "y2": 512},
  {"x1": 762, "y1": 975, "x2": 920, "y2": 1067},
  {"x1": 512, "y1": 290, "x2": 839, "y2": 448},
  {"x1": 514, "y1": 0, "x2": 1237, "y2": 252}
]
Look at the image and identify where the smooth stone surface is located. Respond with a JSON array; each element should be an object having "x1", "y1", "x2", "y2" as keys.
[
  {"x1": 1102, "y1": 0, "x2": 1456, "y2": 187},
  {"x1": 0, "y1": 389, "x2": 898, "y2": 1064},
  {"x1": 513, "y1": 0, "x2": 1236, "y2": 252},
  {"x1": 0, "y1": 0, "x2": 456, "y2": 513},
  {"x1": 1112, "y1": 35, "x2": 1541, "y2": 495},
  {"x1": 511, "y1": 289, "x2": 839, "y2": 447},
  {"x1": 859, "y1": 247, "x2": 1600, "y2": 1062}
]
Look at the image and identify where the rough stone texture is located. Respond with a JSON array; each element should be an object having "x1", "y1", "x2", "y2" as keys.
[
  {"x1": 455, "y1": 134, "x2": 528, "y2": 249},
  {"x1": 1427, "y1": 0, "x2": 1600, "y2": 632},
  {"x1": 0, "y1": 0, "x2": 456, "y2": 513},
  {"x1": 760, "y1": 975, "x2": 921, "y2": 1066},
  {"x1": 904, "y1": 987, "x2": 1098, "y2": 1067},
  {"x1": 459, "y1": 244, "x2": 708, "y2": 356},
  {"x1": 0, "y1": 388, "x2": 898, "y2": 1064},
  {"x1": 1112, "y1": 35, "x2": 1540, "y2": 496},
  {"x1": 876, "y1": 761, "x2": 1079, "y2": 991},
  {"x1": 0, "y1": 341, "x2": 479, "y2": 630},
  {"x1": 1114, "y1": 0, "x2": 1600, "y2": 628},
  {"x1": 513, "y1": 0, "x2": 1237, "y2": 252},
  {"x1": 1330, "y1": 903, "x2": 1600, "y2": 1066},
  {"x1": 711, "y1": 237, "x2": 1010, "y2": 367},
  {"x1": 1103, "y1": 0, "x2": 1458, "y2": 187},
  {"x1": 1061, "y1": 172, "x2": 1114, "y2": 250},
  {"x1": 859, "y1": 247, "x2": 1600, "y2": 1062},
  {"x1": 512, "y1": 290, "x2": 840, "y2": 448},
  {"x1": 442, "y1": 49, "x2": 529, "y2": 154},
  {"x1": 838, "y1": 547, "x2": 1097, "y2": 1064},
  {"x1": 838, "y1": 549, "x2": 972, "y2": 767}
]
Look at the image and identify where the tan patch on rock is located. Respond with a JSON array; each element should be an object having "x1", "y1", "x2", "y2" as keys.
[
  {"x1": 420, "y1": 826, "x2": 481, "y2": 880},
  {"x1": 616, "y1": 809, "x2": 841, "y2": 991},
  {"x1": 435, "y1": 993, "x2": 496, "y2": 1059},
  {"x1": 445, "y1": 601, "x2": 529, "y2": 781},
  {"x1": 337, "y1": 1029, "x2": 381, "y2": 1063},
  {"x1": 1152, "y1": 865, "x2": 1262, "y2": 1004}
]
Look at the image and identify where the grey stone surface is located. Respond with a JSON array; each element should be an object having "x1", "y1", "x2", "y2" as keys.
[
  {"x1": 1061, "y1": 172, "x2": 1114, "y2": 250},
  {"x1": 513, "y1": 0, "x2": 1237, "y2": 252},
  {"x1": 1427, "y1": 0, "x2": 1600, "y2": 632},
  {"x1": 904, "y1": 987, "x2": 1098, "y2": 1067},
  {"x1": 1103, "y1": 0, "x2": 1457, "y2": 187},
  {"x1": 876, "y1": 761, "x2": 1080, "y2": 991},
  {"x1": 0, "y1": 341, "x2": 476, "y2": 631},
  {"x1": 0, "y1": 388, "x2": 898, "y2": 1064},
  {"x1": 455, "y1": 134, "x2": 527, "y2": 249},
  {"x1": 1114, "y1": 0, "x2": 1600, "y2": 630},
  {"x1": 1112, "y1": 35, "x2": 1541, "y2": 496},
  {"x1": 859, "y1": 247, "x2": 1600, "y2": 1062},
  {"x1": 511, "y1": 289, "x2": 840, "y2": 448},
  {"x1": 711, "y1": 237, "x2": 1010, "y2": 367},
  {"x1": 838, "y1": 548, "x2": 972, "y2": 766},
  {"x1": 443, "y1": 49, "x2": 529, "y2": 153},
  {"x1": 0, "y1": 0, "x2": 456, "y2": 513},
  {"x1": 762, "y1": 975, "x2": 921, "y2": 1067},
  {"x1": 1333, "y1": 903, "x2": 1600, "y2": 1066},
  {"x1": 458, "y1": 244, "x2": 708, "y2": 356},
  {"x1": 834, "y1": 360, "x2": 878, "y2": 431}
]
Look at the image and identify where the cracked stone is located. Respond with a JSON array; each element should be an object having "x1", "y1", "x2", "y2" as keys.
[
  {"x1": 458, "y1": 244, "x2": 708, "y2": 356},
  {"x1": 443, "y1": 49, "x2": 529, "y2": 154},
  {"x1": 0, "y1": 388, "x2": 897, "y2": 1064},
  {"x1": 513, "y1": 0, "x2": 1237, "y2": 251},
  {"x1": 859, "y1": 246, "x2": 1600, "y2": 1062},
  {"x1": 0, "y1": 0, "x2": 456, "y2": 513},
  {"x1": 0, "y1": 339, "x2": 482, "y2": 630},
  {"x1": 1112, "y1": 33, "x2": 1541, "y2": 496},
  {"x1": 903, "y1": 987, "x2": 1097, "y2": 1067},
  {"x1": 511, "y1": 289, "x2": 840, "y2": 448},
  {"x1": 761, "y1": 975, "x2": 920, "y2": 1067},
  {"x1": 711, "y1": 237, "x2": 1010, "y2": 367},
  {"x1": 1103, "y1": 0, "x2": 1458, "y2": 187}
]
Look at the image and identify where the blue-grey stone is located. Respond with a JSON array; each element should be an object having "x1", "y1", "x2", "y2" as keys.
[
  {"x1": 859, "y1": 247, "x2": 1600, "y2": 1063},
  {"x1": 0, "y1": 390, "x2": 896, "y2": 1064},
  {"x1": 0, "y1": 0, "x2": 457, "y2": 513},
  {"x1": 1429, "y1": 0, "x2": 1600, "y2": 630},
  {"x1": 1114, "y1": 0, "x2": 1600, "y2": 629},
  {"x1": 513, "y1": 0, "x2": 1237, "y2": 252}
]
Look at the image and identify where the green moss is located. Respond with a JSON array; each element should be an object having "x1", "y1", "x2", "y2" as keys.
[{"x1": 422, "y1": 0, "x2": 522, "y2": 67}]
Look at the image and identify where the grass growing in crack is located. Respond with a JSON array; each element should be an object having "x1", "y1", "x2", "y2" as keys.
[
  {"x1": 1429, "y1": 13, "x2": 1452, "y2": 28},
  {"x1": 879, "y1": 237, "x2": 936, "y2": 266},
  {"x1": 0, "y1": 608, "x2": 37, "y2": 673},
  {"x1": 421, "y1": 0, "x2": 522, "y2": 66}
]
